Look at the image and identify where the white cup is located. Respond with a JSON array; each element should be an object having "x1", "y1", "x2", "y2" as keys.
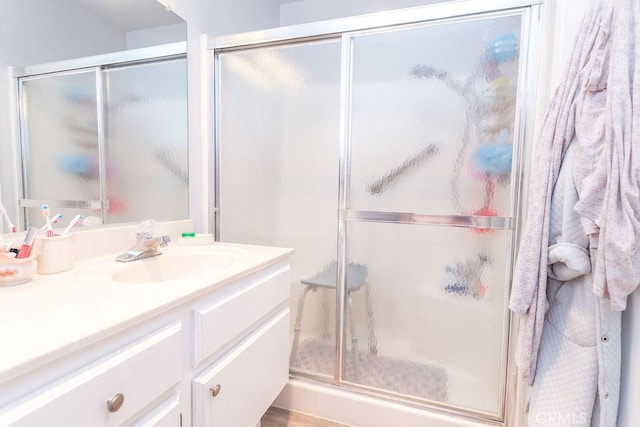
[{"x1": 37, "y1": 234, "x2": 75, "y2": 275}]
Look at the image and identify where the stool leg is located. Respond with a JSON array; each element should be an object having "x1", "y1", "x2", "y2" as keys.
[
  {"x1": 290, "y1": 286, "x2": 313, "y2": 365},
  {"x1": 364, "y1": 281, "x2": 377, "y2": 355},
  {"x1": 347, "y1": 291, "x2": 359, "y2": 380}
]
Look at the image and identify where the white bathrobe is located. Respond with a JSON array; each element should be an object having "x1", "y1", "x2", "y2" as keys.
[
  {"x1": 573, "y1": 0, "x2": 640, "y2": 312},
  {"x1": 527, "y1": 143, "x2": 621, "y2": 427},
  {"x1": 510, "y1": 0, "x2": 603, "y2": 387},
  {"x1": 510, "y1": 0, "x2": 636, "y2": 424}
]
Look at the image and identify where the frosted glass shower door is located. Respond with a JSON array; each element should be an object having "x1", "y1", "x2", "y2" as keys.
[
  {"x1": 19, "y1": 57, "x2": 188, "y2": 228},
  {"x1": 216, "y1": 40, "x2": 342, "y2": 377},
  {"x1": 104, "y1": 58, "x2": 188, "y2": 223},
  {"x1": 342, "y1": 13, "x2": 525, "y2": 416},
  {"x1": 19, "y1": 70, "x2": 102, "y2": 226}
]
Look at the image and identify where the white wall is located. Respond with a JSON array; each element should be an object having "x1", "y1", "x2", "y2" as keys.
[
  {"x1": 280, "y1": 0, "x2": 443, "y2": 26},
  {"x1": 126, "y1": 23, "x2": 187, "y2": 49},
  {"x1": 620, "y1": 293, "x2": 640, "y2": 425},
  {"x1": 0, "y1": 0, "x2": 127, "y2": 232},
  {"x1": 0, "y1": 0, "x2": 126, "y2": 67}
]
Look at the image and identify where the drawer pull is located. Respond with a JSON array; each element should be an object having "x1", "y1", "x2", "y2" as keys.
[
  {"x1": 210, "y1": 384, "x2": 222, "y2": 397},
  {"x1": 107, "y1": 393, "x2": 125, "y2": 412}
]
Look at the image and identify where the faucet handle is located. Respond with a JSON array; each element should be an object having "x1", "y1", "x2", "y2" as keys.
[
  {"x1": 136, "y1": 219, "x2": 160, "y2": 243},
  {"x1": 136, "y1": 231, "x2": 153, "y2": 243},
  {"x1": 159, "y1": 235, "x2": 171, "y2": 247}
]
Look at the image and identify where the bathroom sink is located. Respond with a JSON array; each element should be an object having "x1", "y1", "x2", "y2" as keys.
[{"x1": 111, "y1": 252, "x2": 236, "y2": 283}]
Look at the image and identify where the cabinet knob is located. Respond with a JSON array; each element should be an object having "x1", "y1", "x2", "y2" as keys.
[
  {"x1": 107, "y1": 393, "x2": 125, "y2": 412},
  {"x1": 210, "y1": 384, "x2": 222, "y2": 397}
]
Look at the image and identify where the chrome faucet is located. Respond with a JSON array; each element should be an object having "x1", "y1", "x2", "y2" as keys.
[{"x1": 115, "y1": 234, "x2": 171, "y2": 263}]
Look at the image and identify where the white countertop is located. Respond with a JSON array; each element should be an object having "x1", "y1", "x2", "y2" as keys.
[{"x1": 0, "y1": 241, "x2": 293, "y2": 384}]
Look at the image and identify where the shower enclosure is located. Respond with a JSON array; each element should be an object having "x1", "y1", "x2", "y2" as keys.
[
  {"x1": 211, "y1": 0, "x2": 539, "y2": 422},
  {"x1": 16, "y1": 44, "x2": 188, "y2": 228}
]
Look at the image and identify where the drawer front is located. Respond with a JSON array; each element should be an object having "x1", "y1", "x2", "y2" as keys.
[
  {"x1": 131, "y1": 393, "x2": 181, "y2": 427},
  {"x1": 192, "y1": 309, "x2": 290, "y2": 427},
  {"x1": 0, "y1": 323, "x2": 183, "y2": 427},
  {"x1": 193, "y1": 262, "x2": 289, "y2": 366}
]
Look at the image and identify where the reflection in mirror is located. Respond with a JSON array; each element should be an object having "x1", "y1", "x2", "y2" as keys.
[{"x1": 0, "y1": 0, "x2": 187, "y2": 233}]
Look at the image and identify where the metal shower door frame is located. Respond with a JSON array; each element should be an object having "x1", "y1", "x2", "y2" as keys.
[
  {"x1": 14, "y1": 43, "x2": 187, "y2": 229},
  {"x1": 210, "y1": 0, "x2": 541, "y2": 423},
  {"x1": 16, "y1": 67, "x2": 107, "y2": 227},
  {"x1": 336, "y1": 11, "x2": 538, "y2": 422}
]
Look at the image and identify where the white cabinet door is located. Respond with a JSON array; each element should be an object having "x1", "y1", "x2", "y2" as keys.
[{"x1": 192, "y1": 309, "x2": 290, "y2": 427}]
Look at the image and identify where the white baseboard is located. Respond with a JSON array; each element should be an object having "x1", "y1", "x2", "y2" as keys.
[{"x1": 274, "y1": 378, "x2": 501, "y2": 427}]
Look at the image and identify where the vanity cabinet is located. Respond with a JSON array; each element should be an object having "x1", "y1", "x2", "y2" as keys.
[
  {"x1": 0, "y1": 323, "x2": 183, "y2": 426},
  {"x1": 131, "y1": 394, "x2": 182, "y2": 427},
  {"x1": 191, "y1": 260, "x2": 291, "y2": 427},
  {"x1": 0, "y1": 254, "x2": 291, "y2": 427},
  {"x1": 192, "y1": 310, "x2": 289, "y2": 426}
]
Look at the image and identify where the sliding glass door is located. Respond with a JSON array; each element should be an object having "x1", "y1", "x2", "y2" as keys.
[
  {"x1": 214, "y1": 3, "x2": 535, "y2": 421},
  {"x1": 19, "y1": 70, "x2": 101, "y2": 225},
  {"x1": 217, "y1": 40, "x2": 342, "y2": 378},
  {"x1": 341, "y1": 13, "x2": 523, "y2": 415},
  {"x1": 18, "y1": 56, "x2": 188, "y2": 228}
]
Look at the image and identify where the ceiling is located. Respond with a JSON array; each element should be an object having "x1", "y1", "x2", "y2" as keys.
[{"x1": 67, "y1": 0, "x2": 184, "y2": 32}]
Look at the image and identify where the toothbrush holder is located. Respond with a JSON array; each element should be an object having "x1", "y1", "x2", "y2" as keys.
[{"x1": 37, "y1": 234, "x2": 75, "y2": 275}]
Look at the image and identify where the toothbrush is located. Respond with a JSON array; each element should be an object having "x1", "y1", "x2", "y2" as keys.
[
  {"x1": 0, "y1": 202, "x2": 16, "y2": 233},
  {"x1": 42, "y1": 204, "x2": 54, "y2": 237},
  {"x1": 39, "y1": 213, "x2": 63, "y2": 231},
  {"x1": 61, "y1": 215, "x2": 82, "y2": 236}
]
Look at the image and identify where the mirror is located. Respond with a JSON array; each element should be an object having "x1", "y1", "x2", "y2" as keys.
[{"x1": 0, "y1": 0, "x2": 187, "y2": 233}]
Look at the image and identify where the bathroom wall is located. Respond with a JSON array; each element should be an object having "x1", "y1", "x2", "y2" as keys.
[
  {"x1": 0, "y1": 0, "x2": 126, "y2": 65},
  {"x1": 620, "y1": 296, "x2": 640, "y2": 425},
  {"x1": 0, "y1": 0, "x2": 127, "y2": 231},
  {"x1": 280, "y1": 0, "x2": 444, "y2": 26},
  {"x1": 126, "y1": 23, "x2": 187, "y2": 49}
]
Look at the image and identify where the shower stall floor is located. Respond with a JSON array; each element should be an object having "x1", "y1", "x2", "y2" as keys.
[{"x1": 291, "y1": 340, "x2": 448, "y2": 402}]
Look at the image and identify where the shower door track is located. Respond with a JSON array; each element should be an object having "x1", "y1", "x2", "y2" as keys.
[{"x1": 210, "y1": 0, "x2": 541, "y2": 424}]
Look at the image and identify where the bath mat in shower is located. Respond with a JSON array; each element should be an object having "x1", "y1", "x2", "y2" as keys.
[{"x1": 291, "y1": 340, "x2": 448, "y2": 402}]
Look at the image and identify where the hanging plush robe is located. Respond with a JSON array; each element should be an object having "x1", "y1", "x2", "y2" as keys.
[
  {"x1": 528, "y1": 142, "x2": 600, "y2": 426},
  {"x1": 509, "y1": 0, "x2": 606, "y2": 386},
  {"x1": 573, "y1": 0, "x2": 640, "y2": 312},
  {"x1": 510, "y1": 0, "x2": 640, "y2": 425}
]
